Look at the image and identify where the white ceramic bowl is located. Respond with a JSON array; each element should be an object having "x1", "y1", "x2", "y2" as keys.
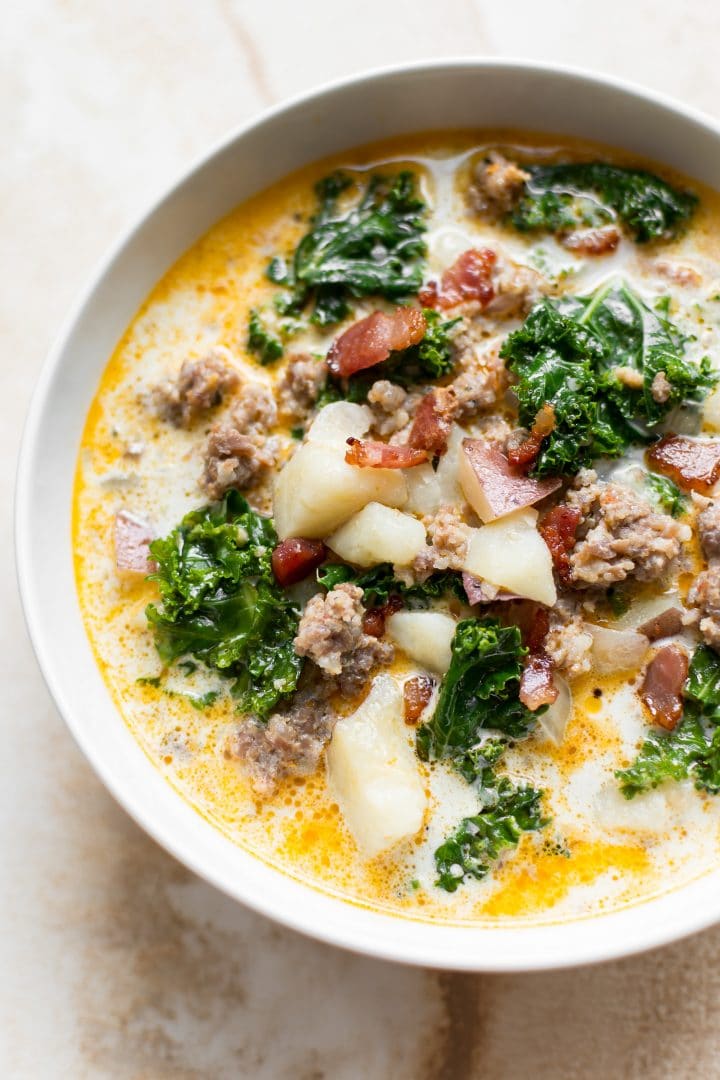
[{"x1": 17, "y1": 60, "x2": 720, "y2": 970}]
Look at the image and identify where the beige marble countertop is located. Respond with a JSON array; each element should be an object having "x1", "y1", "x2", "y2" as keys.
[{"x1": 6, "y1": 2, "x2": 720, "y2": 1076}]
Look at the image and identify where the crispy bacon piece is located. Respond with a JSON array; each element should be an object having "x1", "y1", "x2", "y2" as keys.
[
  {"x1": 408, "y1": 390, "x2": 454, "y2": 455},
  {"x1": 326, "y1": 308, "x2": 426, "y2": 377},
  {"x1": 403, "y1": 675, "x2": 434, "y2": 724},
  {"x1": 345, "y1": 438, "x2": 428, "y2": 469},
  {"x1": 524, "y1": 606, "x2": 551, "y2": 654},
  {"x1": 539, "y1": 505, "x2": 582, "y2": 584},
  {"x1": 362, "y1": 595, "x2": 403, "y2": 638},
  {"x1": 639, "y1": 644, "x2": 688, "y2": 731},
  {"x1": 114, "y1": 510, "x2": 155, "y2": 574},
  {"x1": 561, "y1": 225, "x2": 621, "y2": 256},
  {"x1": 419, "y1": 248, "x2": 497, "y2": 310},
  {"x1": 271, "y1": 538, "x2": 327, "y2": 587},
  {"x1": 507, "y1": 405, "x2": 556, "y2": 472},
  {"x1": 646, "y1": 435, "x2": 720, "y2": 495},
  {"x1": 520, "y1": 652, "x2": 558, "y2": 711}
]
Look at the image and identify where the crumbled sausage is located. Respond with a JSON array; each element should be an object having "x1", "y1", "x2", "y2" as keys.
[
  {"x1": 229, "y1": 685, "x2": 337, "y2": 796},
  {"x1": 565, "y1": 470, "x2": 689, "y2": 588},
  {"x1": 484, "y1": 259, "x2": 543, "y2": 320},
  {"x1": 650, "y1": 371, "x2": 672, "y2": 404},
  {"x1": 154, "y1": 347, "x2": 239, "y2": 427},
  {"x1": 201, "y1": 383, "x2": 277, "y2": 499},
  {"x1": 413, "y1": 504, "x2": 471, "y2": 579},
  {"x1": 614, "y1": 366, "x2": 644, "y2": 390},
  {"x1": 470, "y1": 152, "x2": 530, "y2": 216},
  {"x1": 697, "y1": 501, "x2": 720, "y2": 560},
  {"x1": 277, "y1": 353, "x2": 325, "y2": 419},
  {"x1": 368, "y1": 380, "x2": 414, "y2": 437},
  {"x1": 544, "y1": 609, "x2": 594, "y2": 681},
  {"x1": 653, "y1": 260, "x2": 702, "y2": 288},
  {"x1": 686, "y1": 501, "x2": 720, "y2": 651},
  {"x1": 561, "y1": 225, "x2": 621, "y2": 256},
  {"x1": 293, "y1": 583, "x2": 393, "y2": 696}
]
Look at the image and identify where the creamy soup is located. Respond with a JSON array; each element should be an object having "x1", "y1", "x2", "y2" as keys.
[{"x1": 74, "y1": 132, "x2": 720, "y2": 924}]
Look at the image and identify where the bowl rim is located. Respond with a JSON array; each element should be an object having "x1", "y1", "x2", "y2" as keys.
[{"x1": 16, "y1": 56, "x2": 720, "y2": 971}]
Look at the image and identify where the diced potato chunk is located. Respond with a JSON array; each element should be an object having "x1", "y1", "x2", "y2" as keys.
[
  {"x1": 404, "y1": 463, "x2": 442, "y2": 516},
  {"x1": 458, "y1": 438, "x2": 561, "y2": 523},
  {"x1": 273, "y1": 445, "x2": 407, "y2": 539},
  {"x1": 326, "y1": 675, "x2": 427, "y2": 856},
  {"x1": 386, "y1": 610, "x2": 456, "y2": 673},
  {"x1": 463, "y1": 508, "x2": 557, "y2": 606},
  {"x1": 588, "y1": 625, "x2": 648, "y2": 675},
  {"x1": 435, "y1": 424, "x2": 464, "y2": 507},
  {"x1": 307, "y1": 401, "x2": 372, "y2": 445},
  {"x1": 327, "y1": 503, "x2": 426, "y2": 567}
]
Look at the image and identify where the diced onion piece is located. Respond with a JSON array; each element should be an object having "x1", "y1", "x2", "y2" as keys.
[
  {"x1": 306, "y1": 402, "x2": 372, "y2": 446},
  {"x1": 273, "y1": 444, "x2": 407, "y2": 539},
  {"x1": 434, "y1": 424, "x2": 465, "y2": 505},
  {"x1": 386, "y1": 611, "x2": 457, "y2": 673},
  {"x1": 459, "y1": 439, "x2": 561, "y2": 523},
  {"x1": 326, "y1": 675, "x2": 426, "y2": 857},
  {"x1": 463, "y1": 508, "x2": 557, "y2": 606},
  {"x1": 588, "y1": 625, "x2": 649, "y2": 675},
  {"x1": 538, "y1": 676, "x2": 572, "y2": 745},
  {"x1": 327, "y1": 503, "x2": 426, "y2": 567}
]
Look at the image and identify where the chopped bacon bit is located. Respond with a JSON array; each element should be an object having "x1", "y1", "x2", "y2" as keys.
[
  {"x1": 419, "y1": 248, "x2": 497, "y2": 310},
  {"x1": 345, "y1": 438, "x2": 428, "y2": 469},
  {"x1": 539, "y1": 505, "x2": 582, "y2": 585},
  {"x1": 561, "y1": 225, "x2": 621, "y2": 256},
  {"x1": 507, "y1": 404, "x2": 556, "y2": 472},
  {"x1": 271, "y1": 538, "x2": 327, "y2": 587},
  {"x1": 403, "y1": 676, "x2": 434, "y2": 724},
  {"x1": 639, "y1": 644, "x2": 688, "y2": 730},
  {"x1": 326, "y1": 308, "x2": 426, "y2": 377},
  {"x1": 524, "y1": 606, "x2": 550, "y2": 654},
  {"x1": 362, "y1": 595, "x2": 403, "y2": 638},
  {"x1": 646, "y1": 435, "x2": 720, "y2": 494},
  {"x1": 637, "y1": 607, "x2": 684, "y2": 642},
  {"x1": 520, "y1": 653, "x2": 558, "y2": 711},
  {"x1": 408, "y1": 390, "x2": 454, "y2": 455},
  {"x1": 114, "y1": 510, "x2": 155, "y2": 574}
]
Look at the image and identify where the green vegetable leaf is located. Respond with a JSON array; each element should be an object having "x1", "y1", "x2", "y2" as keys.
[
  {"x1": 510, "y1": 162, "x2": 697, "y2": 243},
  {"x1": 434, "y1": 777, "x2": 546, "y2": 892},
  {"x1": 416, "y1": 620, "x2": 536, "y2": 766},
  {"x1": 316, "y1": 562, "x2": 465, "y2": 609},
  {"x1": 275, "y1": 170, "x2": 428, "y2": 325},
  {"x1": 145, "y1": 491, "x2": 302, "y2": 719},
  {"x1": 645, "y1": 473, "x2": 687, "y2": 518},
  {"x1": 617, "y1": 645, "x2": 720, "y2": 797},
  {"x1": 247, "y1": 309, "x2": 284, "y2": 365},
  {"x1": 501, "y1": 281, "x2": 716, "y2": 476}
]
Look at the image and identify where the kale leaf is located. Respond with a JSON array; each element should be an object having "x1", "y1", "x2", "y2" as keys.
[
  {"x1": 617, "y1": 645, "x2": 720, "y2": 797},
  {"x1": 510, "y1": 162, "x2": 697, "y2": 243},
  {"x1": 247, "y1": 308, "x2": 284, "y2": 365},
  {"x1": 501, "y1": 281, "x2": 716, "y2": 476},
  {"x1": 316, "y1": 561, "x2": 465, "y2": 609},
  {"x1": 416, "y1": 619, "x2": 537, "y2": 768},
  {"x1": 272, "y1": 170, "x2": 428, "y2": 326},
  {"x1": 645, "y1": 473, "x2": 688, "y2": 518},
  {"x1": 146, "y1": 491, "x2": 302, "y2": 719},
  {"x1": 434, "y1": 778, "x2": 547, "y2": 892}
]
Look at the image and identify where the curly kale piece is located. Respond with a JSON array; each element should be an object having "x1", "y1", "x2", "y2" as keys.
[
  {"x1": 247, "y1": 308, "x2": 284, "y2": 365},
  {"x1": 271, "y1": 170, "x2": 428, "y2": 326},
  {"x1": 434, "y1": 778, "x2": 547, "y2": 892},
  {"x1": 501, "y1": 281, "x2": 716, "y2": 476},
  {"x1": 510, "y1": 162, "x2": 697, "y2": 243},
  {"x1": 617, "y1": 645, "x2": 720, "y2": 798},
  {"x1": 416, "y1": 620, "x2": 538, "y2": 767},
  {"x1": 145, "y1": 491, "x2": 302, "y2": 719},
  {"x1": 645, "y1": 473, "x2": 688, "y2": 518},
  {"x1": 316, "y1": 562, "x2": 465, "y2": 609}
]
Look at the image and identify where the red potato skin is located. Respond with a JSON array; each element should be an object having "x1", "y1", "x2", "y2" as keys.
[
  {"x1": 646, "y1": 435, "x2": 720, "y2": 494},
  {"x1": 461, "y1": 438, "x2": 561, "y2": 519},
  {"x1": 639, "y1": 644, "x2": 689, "y2": 731},
  {"x1": 271, "y1": 538, "x2": 327, "y2": 587},
  {"x1": 539, "y1": 505, "x2": 583, "y2": 585},
  {"x1": 326, "y1": 308, "x2": 426, "y2": 377},
  {"x1": 114, "y1": 510, "x2": 155, "y2": 574}
]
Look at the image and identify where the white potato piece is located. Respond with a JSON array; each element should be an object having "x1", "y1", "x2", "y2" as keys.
[
  {"x1": 404, "y1": 463, "x2": 442, "y2": 516},
  {"x1": 463, "y1": 508, "x2": 557, "y2": 606},
  {"x1": 386, "y1": 610, "x2": 457, "y2": 673},
  {"x1": 327, "y1": 503, "x2": 426, "y2": 567},
  {"x1": 273, "y1": 444, "x2": 407, "y2": 539},
  {"x1": 588, "y1": 624, "x2": 649, "y2": 675},
  {"x1": 435, "y1": 424, "x2": 465, "y2": 506},
  {"x1": 307, "y1": 401, "x2": 372, "y2": 445},
  {"x1": 704, "y1": 387, "x2": 720, "y2": 433},
  {"x1": 326, "y1": 675, "x2": 427, "y2": 857}
]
